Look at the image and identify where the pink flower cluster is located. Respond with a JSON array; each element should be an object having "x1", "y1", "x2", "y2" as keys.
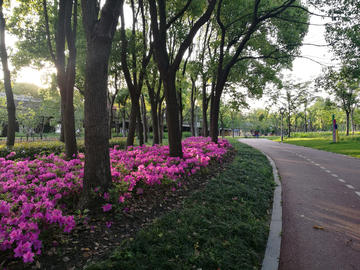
[
  {"x1": 109, "y1": 136, "x2": 231, "y2": 199},
  {"x1": 0, "y1": 153, "x2": 83, "y2": 263},
  {"x1": 0, "y1": 137, "x2": 231, "y2": 263}
]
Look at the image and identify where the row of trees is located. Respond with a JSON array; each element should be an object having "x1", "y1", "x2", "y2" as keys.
[{"x1": 1, "y1": 0, "x2": 312, "y2": 211}]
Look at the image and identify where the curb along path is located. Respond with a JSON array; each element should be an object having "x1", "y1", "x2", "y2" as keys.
[{"x1": 239, "y1": 139, "x2": 360, "y2": 270}]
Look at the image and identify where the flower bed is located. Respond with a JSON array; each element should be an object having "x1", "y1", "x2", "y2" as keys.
[{"x1": 0, "y1": 137, "x2": 231, "y2": 263}]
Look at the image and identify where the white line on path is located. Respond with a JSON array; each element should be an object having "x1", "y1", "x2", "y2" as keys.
[
  {"x1": 346, "y1": 185, "x2": 355, "y2": 189},
  {"x1": 331, "y1": 174, "x2": 338, "y2": 177},
  {"x1": 320, "y1": 167, "x2": 326, "y2": 169},
  {"x1": 338, "y1": 179, "x2": 346, "y2": 183},
  {"x1": 325, "y1": 170, "x2": 331, "y2": 173},
  {"x1": 356, "y1": 192, "x2": 360, "y2": 197},
  {"x1": 315, "y1": 164, "x2": 320, "y2": 166}
]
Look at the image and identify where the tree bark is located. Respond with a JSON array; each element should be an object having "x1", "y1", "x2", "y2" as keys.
[
  {"x1": 64, "y1": 0, "x2": 78, "y2": 158},
  {"x1": 79, "y1": 0, "x2": 121, "y2": 213},
  {"x1": 190, "y1": 77, "x2": 196, "y2": 136},
  {"x1": 0, "y1": 1, "x2": 15, "y2": 147},
  {"x1": 201, "y1": 78, "x2": 209, "y2": 137},
  {"x1": 146, "y1": 77, "x2": 161, "y2": 145},
  {"x1": 346, "y1": 111, "x2": 350, "y2": 136},
  {"x1": 119, "y1": 0, "x2": 150, "y2": 147},
  {"x1": 141, "y1": 94, "x2": 148, "y2": 143},
  {"x1": 109, "y1": 74, "x2": 120, "y2": 139},
  {"x1": 158, "y1": 96, "x2": 165, "y2": 144},
  {"x1": 43, "y1": 0, "x2": 77, "y2": 158}
]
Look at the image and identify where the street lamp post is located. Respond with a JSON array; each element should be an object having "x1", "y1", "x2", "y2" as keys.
[{"x1": 280, "y1": 107, "x2": 285, "y2": 141}]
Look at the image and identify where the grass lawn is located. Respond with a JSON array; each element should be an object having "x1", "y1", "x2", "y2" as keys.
[{"x1": 266, "y1": 132, "x2": 360, "y2": 158}]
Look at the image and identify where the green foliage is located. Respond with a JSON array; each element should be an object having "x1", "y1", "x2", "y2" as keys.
[
  {"x1": 182, "y1": 132, "x2": 192, "y2": 138},
  {"x1": 12, "y1": 82, "x2": 41, "y2": 98},
  {"x1": 0, "y1": 138, "x2": 127, "y2": 159}
]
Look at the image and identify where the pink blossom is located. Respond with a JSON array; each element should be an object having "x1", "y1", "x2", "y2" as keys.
[
  {"x1": 106, "y1": 221, "x2": 113, "y2": 228},
  {"x1": 23, "y1": 251, "x2": 34, "y2": 263},
  {"x1": 102, "y1": 204, "x2": 112, "y2": 212}
]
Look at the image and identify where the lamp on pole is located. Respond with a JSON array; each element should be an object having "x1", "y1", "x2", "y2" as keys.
[{"x1": 280, "y1": 107, "x2": 285, "y2": 141}]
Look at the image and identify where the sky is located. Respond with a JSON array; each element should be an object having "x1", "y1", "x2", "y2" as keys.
[{"x1": 249, "y1": 9, "x2": 337, "y2": 110}]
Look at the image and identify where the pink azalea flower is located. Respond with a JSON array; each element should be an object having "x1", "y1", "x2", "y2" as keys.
[
  {"x1": 106, "y1": 221, "x2": 113, "y2": 228},
  {"x1": 23, "y1": 251, "x2": 34, "y2": 263},
  {"x1": 102, "y1": 204, "x2": 112, "y2": 212}
]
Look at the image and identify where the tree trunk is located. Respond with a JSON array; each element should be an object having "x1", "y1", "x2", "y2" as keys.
[
  {"x1": 79, "y1": 0, "x2": 121, "y2": 213},
  {"x1": 126, "y1": 103, "x2": 137, "y2": 146},
  {"x1": 0, "y1": 2, "x2": 15, "y2": 147},
  {"x1": 351, "y1": 110, "x2": 355, "y2": 135},
  {"x1": 163, "y1": 73, "x2": 183, "y2": 157},
  {"x1": 147, "y1": 86, "x2": 159, "y2": 144},
  {"x1": 287, "y1": 115, "x2": 291, "y2": 137},
  {"x1": 136, "y1": 101, "x2": 144, "y2": 145},
  {"x1": 141, "y1": 94, "x2": 148, "y2": 143},
  {"x1": 346, "y1": 111, "x2": 350, "y2": 136},
  {"x1": 158, "y1": 96, "x2": 164, "y2": 144},
  {"x1": 108, "y1": 77, "x2": 119, "y2": 139},
  {"x1": 177, "y1": 88, "x2": 183, "y2": 138},
  {"x1": 201, "y1": 79, "x2": 209, "y2": 137},
  {"x1": 149, "y1": 0, "x2": 216, "y2": 157},
  {"x1": 209, "y1": 90, "x2": 221, "y2": 144},
  {"x1": 190, "y1": 78, "x2": 195, "y2": 137},
  {"x1": 122, "y1": 111, "x2": 126, "y2": 137},
  {"x1": 64, "y1": 0, "x2": 77, "y2": 158}
]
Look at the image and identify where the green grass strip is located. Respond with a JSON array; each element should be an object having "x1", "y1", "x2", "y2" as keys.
[
  {"x1": 87, "y1": 139, "x2": 275, "y2": 270},
  {"x1": 267, "y1": 133, "x2": 360, "y2": 159}
]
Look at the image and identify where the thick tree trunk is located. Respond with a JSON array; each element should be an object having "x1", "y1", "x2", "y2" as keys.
[
  {"x1": 0, "y1": 3, "x2": 15, "y2": 147},
  {"x1": 79, "y1": 0, "x2": 121, "y2": 213},
  {"x1": 163, "y1": 73, "x2": 183, "y2": 157},
  {"x1": 210, "y1": 82, "x2": 222, "y2": 144},
  {"x1": 80, "y1": 37, "x2": 113, "y2": 212}
]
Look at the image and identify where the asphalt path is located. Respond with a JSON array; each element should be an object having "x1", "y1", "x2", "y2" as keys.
[{"x1": 239, "y1": 139, "x2": 360, "y2": 270}]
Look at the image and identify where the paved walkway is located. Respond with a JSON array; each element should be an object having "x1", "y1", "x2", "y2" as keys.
[{"x1": 239, "y1": 139, "x2": 360, "y2": 270}]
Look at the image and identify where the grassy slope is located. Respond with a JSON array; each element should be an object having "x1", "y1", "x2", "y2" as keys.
[{"x1": 87, "y1": 139, "x2": 275, "y2": 270}]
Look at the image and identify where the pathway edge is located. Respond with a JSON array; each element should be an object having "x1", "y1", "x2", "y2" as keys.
[{"x1": 261, "y1": 152, "x2": 282, "y2": 270}]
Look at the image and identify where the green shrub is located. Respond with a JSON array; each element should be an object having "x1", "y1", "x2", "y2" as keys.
[
  {"x1": 182, "y1": 131, "x2": 192, "y2": 138},
  {"x1": 0, "y1": 138, "x2": 128, "y2": 159}
]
